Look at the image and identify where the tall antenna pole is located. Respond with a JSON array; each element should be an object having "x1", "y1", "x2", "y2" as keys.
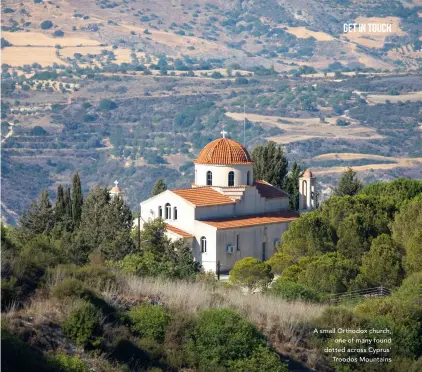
[{"x1": 243, "y1": 102, "x2": 246, "y2": 145}]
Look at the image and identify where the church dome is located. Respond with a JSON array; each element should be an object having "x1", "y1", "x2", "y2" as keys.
[
  {"x1": 303, "y1": 169, "x2": 313, "y2": 178},
  {"x1": 194, "y1": 138, "x2": 253, "y2": 165},
  {"x1": 111, "y1": 185, "x2": 120, "y2": 193}
]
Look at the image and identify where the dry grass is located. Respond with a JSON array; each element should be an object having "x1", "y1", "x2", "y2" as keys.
[
  {"x1": 284, "y1": 26, "x2": 334, "y2": 41},
  {"x1": 2, "y1": 31, "x2": 100, "y2": 47},
  {"x1": 3, "y1": 273, "x2": 324, "y2": 346},
  {"x1": 118, "y1": 276, "x2": 325, "y2": 344},
  {"x1": 226, "y1": 112, "x2": 383, "y2": 144},
  {"x1": 119, "y1": 24, "x2": 229, "y2": 55},
  {"x1": 365, "y1": 91, "x2": 422, "y2": 104},
  {"x1": 311, "y1": 153, "x2": 422, "y2": 175},
  {"x1": 2, "y1": 47, "x2": 64, "y2": 66}
]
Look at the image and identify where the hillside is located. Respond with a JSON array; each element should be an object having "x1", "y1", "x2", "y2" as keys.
[
  {"x1": 2, "y1": 177, "x2": 422, "y2": 372},
  {"x1": 1, "y1": 0, "x2": 422, "y2": 223}
]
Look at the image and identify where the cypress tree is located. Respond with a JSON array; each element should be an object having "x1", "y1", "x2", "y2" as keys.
[
  {"x1": 55, "y1": 184, "x2": 66, "y2": 222},
  {"x1": 251, "y1": 141, "x2": 288, "y2": 188},
  {"x1": 284, "y1": 162, "x2": 302, "y2": 211},
  {"x1": 151, "y1": 179, "x2": 167, "y2": 196},
  {"x1": 64, "y1": 186, "x2": 72, "y2": 220},
  {"x1": 72, "y1": 172, "x2": 83, "y2": 227}
]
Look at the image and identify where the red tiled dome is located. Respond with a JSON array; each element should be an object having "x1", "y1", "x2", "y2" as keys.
[
  {"x1": 194, "y1": 138, "x2": 253, "y2": 165},
  {"x1": 303, "y1": 169, "x2": 313, "y2": 178}
]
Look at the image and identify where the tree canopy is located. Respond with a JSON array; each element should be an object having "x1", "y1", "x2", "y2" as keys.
[
  {"x1": 251, "y1": 141, "x2": 288, "y2": 189},
  {"x1": 334, "y1": 167, "x2": 363, "y2": 197},
  {"x1": 151, "y1": 178, "x2": 167, "y2": 196}
]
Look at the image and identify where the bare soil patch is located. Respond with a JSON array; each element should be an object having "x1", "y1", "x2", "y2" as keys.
[
  {"x1": 2, "y1": 47, "x2": 64, "y2": 66},
  {"x1": 366, "y1": 92, "x2": 422, "y2": 104},
  {"x1": 284, "y1": 27, "x2": 334, "y2": 41},
  {"x1": 2, "y1": 31, "x2": 100, "y2": 47}
]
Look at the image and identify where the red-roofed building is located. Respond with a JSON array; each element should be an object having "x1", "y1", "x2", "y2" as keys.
[{"x1": 139, "y1": 134, "x2": 316, "y2": 273}]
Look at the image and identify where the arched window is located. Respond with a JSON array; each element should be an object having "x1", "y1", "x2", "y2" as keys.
[
  {"x1": 200, "y1": 236, "x2": 207, "y2": 253},
  {"x1": 173, "y1": 206, "x2": 178, "y2": 220},
  {"x1": 302, "y1": 180, "x2": 308, "y2": 209},
  {"x1": 246, "y1": 171, "x2": 250, "y2": 185},
  {"x1": 228, "y1": 171, "x2": 234, "y2": 186},
  {"x1": 206, "y1": 171, "x2": 212, "y2": 186},
  {"x1": 165, "y1": 203, "x2": 171, "y2": 219},
  {"x1": 158, "y1": 206, "x2": 163, "y2": 218}
]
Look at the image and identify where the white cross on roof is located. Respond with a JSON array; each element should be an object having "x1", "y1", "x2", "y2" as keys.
[
  {"x1": 221, "y1": 129, "x2": 228, "y2": 138},
  {"x1": 114, "y1": 180, "x2": 119, "y2": 187}
]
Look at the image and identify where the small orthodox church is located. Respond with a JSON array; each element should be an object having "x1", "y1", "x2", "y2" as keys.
[{"x1": 138, "y1": 132, "x2": 317, "y2": 273}]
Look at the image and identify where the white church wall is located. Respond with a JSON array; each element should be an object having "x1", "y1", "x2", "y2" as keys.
[
  {"x1": 195, "y1": 163, "x2": 253, "y2": 187},
  {"x1": 215, "y1": 222, "x2": 292, "y2": 273},
  {"x1": 140, "y1": 190, "x2": 196, "y2": 233},
  {"x1": 193, "y1": 221, "x2": 218, "y2": 272}
]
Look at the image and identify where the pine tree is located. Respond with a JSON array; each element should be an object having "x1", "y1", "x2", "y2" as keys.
[
  {"x1": 19, "y1": 189, "x2": 54, "y2": 237},
  {"x1": 335, "y1": 167, "x2": 363, "y2": 197},
  {"x1": 252, "y1": 141, "x2": 288, "y2": 188},
  {"x1": 151, "y1": 179, "x2": 167, "y2": 196},
  {"x1": 72, "y1": 172, "x2": 83, "y2": 227},
  {"x1": 74, "y1": 185, "x2": 134, "y2": 263},
  {"x1": 55, "y1": 184, "x2": 66, "y2": 222}
]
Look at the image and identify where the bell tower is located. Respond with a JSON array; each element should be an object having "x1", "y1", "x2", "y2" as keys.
[{"x1": 299, "y1": 169, "x2": 317, "y2": 211}]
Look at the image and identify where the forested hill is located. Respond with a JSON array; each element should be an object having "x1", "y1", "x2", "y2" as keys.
[{"x1": 2, "y1": 174, "x2": 422, "y2": 371}]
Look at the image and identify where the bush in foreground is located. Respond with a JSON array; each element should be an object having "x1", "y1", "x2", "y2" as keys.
[
  {"x1": 129, "y1": 304, "x2": 169, "y2": 342},
  {"x1": 185, "y1": 308, "x2": 286, "y2": 371},
  {"x1": 62, "y1": 301, "x2": 102, "y2": 348}
]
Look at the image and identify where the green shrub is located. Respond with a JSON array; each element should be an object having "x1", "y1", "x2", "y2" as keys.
[
  {"x1": 51, "y1": 278, "x2": 88, "y2": 299},
  {"x1": 99, "y1": 99, "x2": 118, "y2": 111},
  {"x1": 163, "y1": 313, "x2": 194, "y2": 368},
  {"x1": 267, "y1": 252, "x2": 295, "y2": 275},
  {"x1": 229, "y1": 257, "x2": 273, "y2": 291},
  {"x1": 393, "y1": 271, "x2": 422, "y2": 302},
  {"x1": 50, "y1": 264, "x2": 117, "y2": 288},
  {"x1": 73, "y1": 265, "x2": 117, "y2": 287},
  {"x1": 355, "y1": 297, "x2": 422, "y2": 357},
  {"x1": 129, "y1": 304, "x2": 169, "y2": 342},
  {"x1": 50, "y1": 354, "x2": 89, "y2": 372},
  {"x1": 228, "y1": 346, "x2": 287, "y2": 372},
  {"x1": 41, "y1": 20, "x2": 53, "y2": 29},
  {"x1": 62, "y1": 301, "x2": 102, "y2": 348},
  {"x1": 185, "y1": 308, "x2": 280, "y2": 370},
  {"x1": 314, "y1": 306, "x2": 371, "y2": 331},
  {"x1": 269, "y1": 279, "x2": 320, "y2": 302}
]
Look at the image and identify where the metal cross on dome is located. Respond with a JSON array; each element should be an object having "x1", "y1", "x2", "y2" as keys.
[
  {"x1": 114, "y1": 180, "x2": 119, "y2": 187},
  {"x1": 221, "y1": 129, "x2": 228, "y2": 138}
]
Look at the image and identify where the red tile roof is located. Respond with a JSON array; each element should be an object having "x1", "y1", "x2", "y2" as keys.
[
  {"x1": 194, "y1": 138, "x2": 253, "y2": 165},
  {"x1": 172, "y1": 187, "x2": 236, "y2": 207},
  {"x1": 255, "y1": 180, "x2": 289, "y2": 199},
  {"x1": 165, "y1": 224, "x2": 193, "y2": 238},
  {"x1": 199, "y1": 211, "x2": 299, "y2": 230}
]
